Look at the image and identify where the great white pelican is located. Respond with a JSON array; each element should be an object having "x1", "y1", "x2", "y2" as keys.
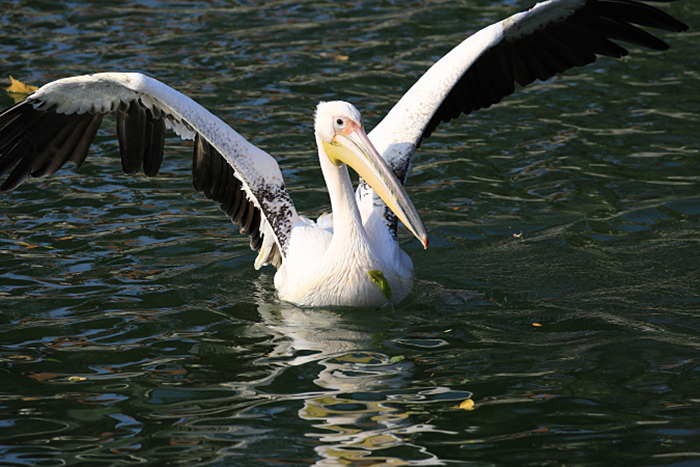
[{"x1": 0, "y1": 0, "x2": 688, "y2": 307}]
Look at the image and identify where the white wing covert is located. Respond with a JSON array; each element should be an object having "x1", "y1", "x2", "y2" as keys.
[{"x1": 0, "y1": 72, "x2": 298, "y2": 269}]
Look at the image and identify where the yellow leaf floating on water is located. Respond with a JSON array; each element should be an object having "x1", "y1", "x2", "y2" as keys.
[
  {"x1": 5, "y1": 76, "x2": 38, "y2": 95},
  {"x1": 367, "y1": 270, "x2": 392, "y2": 302},
  {"x1": 320, "y1": 52, "x2": 349, "y2": 61},
  {"x1": 457, "y1": 399, "x2": 475, "y2": 411},
  {"x1": 14, "y1": 241, "x2": 53, "y2": 250},
  {"x1": 533, "y1": 322, "x2": 542, "y2": 327}
]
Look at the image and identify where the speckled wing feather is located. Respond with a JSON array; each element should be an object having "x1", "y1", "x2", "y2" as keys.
[
  {"x1": 0, "y1": 72, "x2": 297, "y2": 269},
  {"x1": 361, "y1": 0, "x2": 687, "y2": 239}
]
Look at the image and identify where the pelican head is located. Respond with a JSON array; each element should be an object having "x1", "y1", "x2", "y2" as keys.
[{"x1": 315, "y1": 101, "x2": 428, "y2": 248}]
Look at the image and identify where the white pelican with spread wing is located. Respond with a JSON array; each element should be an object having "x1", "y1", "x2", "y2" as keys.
[{"x1": 0, "y1": 0, "x2": 688, "y2": 307}]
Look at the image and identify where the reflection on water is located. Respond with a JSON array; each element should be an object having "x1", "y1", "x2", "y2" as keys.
[
  {"x1": 2, "y1": 287, "x2": 478, "y2": 466},
  {"x1": 5, "y1": 267, "x2": 699, "y2": 466},
  {"x1": 256, "y1": 305, "x2": 462, "y2": 466}
]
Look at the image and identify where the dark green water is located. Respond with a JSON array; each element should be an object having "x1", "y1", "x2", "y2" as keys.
[{"x1": 1, "y1": 1, "x2": 699, "y2": 466}]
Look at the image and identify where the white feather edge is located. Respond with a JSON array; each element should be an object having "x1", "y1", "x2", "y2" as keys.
[{"x1": 29, "y1": 72, "x2": 297, "y2": 269}]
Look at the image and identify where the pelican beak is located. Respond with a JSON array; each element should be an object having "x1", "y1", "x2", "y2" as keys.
[{"x1": 323, "y1": 124, "x2": 428, "y2": 248}]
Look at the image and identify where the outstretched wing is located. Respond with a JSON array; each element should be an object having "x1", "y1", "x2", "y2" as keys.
[
  {"x1": 359, "y1": 0, "x2": 688, "y2": 239},
  {"x1": 0, "y1": 72, "x2": 299, "y2": 269}
]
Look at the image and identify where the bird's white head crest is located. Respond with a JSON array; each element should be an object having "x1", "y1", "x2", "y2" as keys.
[{"x1": 314, "y1": 101, "x2": 363, "y2": 143}]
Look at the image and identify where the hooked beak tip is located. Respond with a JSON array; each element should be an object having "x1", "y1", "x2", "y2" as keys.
[{"x1": 421, "y1": 235, "x2": 428, "y2": 249}]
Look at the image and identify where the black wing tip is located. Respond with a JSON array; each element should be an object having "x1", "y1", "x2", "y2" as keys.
[
  {"x1": 191, "y1": 133, "x2": 276, "y2": 261},
  {"x1": 671, "y1": 20, "x2": 690, "y2": 33},
  {"x1": 0, "y1": 175, "x2": 22, "y2": 192},
  {"x1": 117, "y1": 100, "x2": 167, "y2": 176},
  {"x1": 0, "y1": 96, "x2": 169, "y2": 191},
  {"x1": 419, "y1": 0, "x2": 689, "y2": 144}
]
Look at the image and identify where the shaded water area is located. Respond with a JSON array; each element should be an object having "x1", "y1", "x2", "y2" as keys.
[{"x1": 1, "y1": 0, "x2": 700, "y2": 465}]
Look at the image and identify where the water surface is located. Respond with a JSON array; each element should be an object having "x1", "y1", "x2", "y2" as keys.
[{"x1": 1, "y1": 1, "x2": 699, "y2": 466}]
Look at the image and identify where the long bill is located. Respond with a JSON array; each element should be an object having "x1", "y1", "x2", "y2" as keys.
[{"x1": 323, "y1": 125, "x2": 428, "y2": 248}]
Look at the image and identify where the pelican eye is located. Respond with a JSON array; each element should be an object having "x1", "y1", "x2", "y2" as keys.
[{"x1": 335, "y1": 118, "x2": 345, "y2": 128}]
